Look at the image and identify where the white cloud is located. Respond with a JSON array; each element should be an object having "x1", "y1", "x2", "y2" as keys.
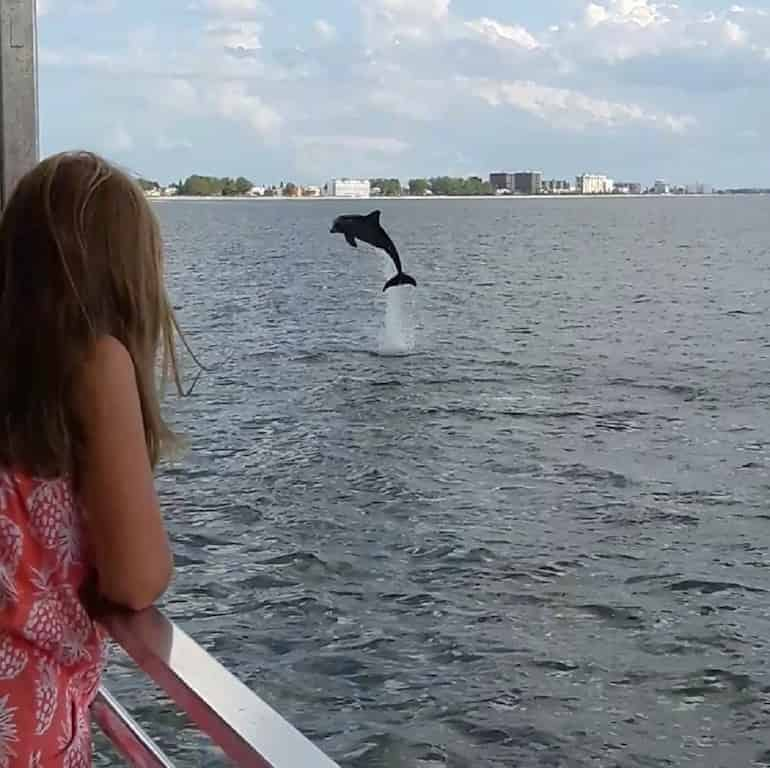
[
  {"x1": 565, "y1": 0, "x2": 675, "y2": 60},
  {"x1": 212, "y1": 81, "x2": 281, "y2": 138},
  {"x1": 722, "y1": 19, "x2": 746, "y2": 45},
  {"x1": 143, "y1": 77, "x2": 280, "y2": 142},
  {"x1": 465, "y1": 17, "x2": 540, "y2": 50},
  {"x1": 200, "y1": 0, "x2": 266, "y2": 16},
  {"x1": 361, "y1": 0, "x2": 451, "y2": 44},
  {"x1": 728, "y1": 4, "x2": 768, "y2": 16},
  {"x1": 583, "y1": 0, "x2": 667, "y2": 29},
  {"x1": 314, "y1": 19, "x2": 337, "y2": 42},
  {"x1": 661, "y1": 114, "x2": 697, "y2": 134},
  {"x1": 37, "y1": 38, "x2": 275, "y2": 83},
  {"x1": 555, "y1": 0, "x2": 768, "y2": 63},
  {"x1": 375, "y1": 0, "x2": 450, "y2": 21},
  {"x1": 584, "y1": 3, "x2": 609, "y2": 27},
  {"x1": 470, "y1": 78, "x2": 695, "y2": 134},
  {"x1": 205, "y1": 21, "x2": 262, "y2": 55}
]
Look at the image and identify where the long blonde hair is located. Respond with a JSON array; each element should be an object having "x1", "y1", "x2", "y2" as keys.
[{"x1": 0, "y1": 150, "x2": 186, "y2": 476}]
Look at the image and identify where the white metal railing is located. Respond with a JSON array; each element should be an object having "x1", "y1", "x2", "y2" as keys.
[{"x1": 93, "y1": 607, "x2": 342, "y2": 768}]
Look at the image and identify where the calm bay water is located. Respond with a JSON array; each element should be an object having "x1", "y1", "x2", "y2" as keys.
[{"x1": 97, "y1": 197, "x2": 770, "y2": 767}]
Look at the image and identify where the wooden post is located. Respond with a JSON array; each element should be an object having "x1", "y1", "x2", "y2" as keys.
[{"x1": 0, "y1": 0, "x2": 38, "y2": 209}]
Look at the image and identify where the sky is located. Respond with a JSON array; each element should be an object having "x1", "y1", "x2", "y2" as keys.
[{"x1": 38, "y1": 0, "x2": 770, "y2": 187}]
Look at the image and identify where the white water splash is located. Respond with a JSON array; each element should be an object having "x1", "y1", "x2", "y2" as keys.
[{"x1": 378, "y1": 257, "x2": 416, "y2": 356}]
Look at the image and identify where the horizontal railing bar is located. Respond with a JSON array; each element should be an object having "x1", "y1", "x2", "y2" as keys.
[
  {"x1": 92, "y1": 686, "x2": 177, "y2": 768},
  {"x1": 100, "y1": 607, "x2": 341, "y2": 768}
]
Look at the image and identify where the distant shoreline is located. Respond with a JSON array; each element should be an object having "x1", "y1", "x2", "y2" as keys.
[{"x1": 149, "y1": 192, "x2": 754, "y2": 203}]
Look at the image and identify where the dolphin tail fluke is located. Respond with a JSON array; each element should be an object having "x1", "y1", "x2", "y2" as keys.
[{"x1": 383, "y1": 272, "x2": 417, "y2": 292}]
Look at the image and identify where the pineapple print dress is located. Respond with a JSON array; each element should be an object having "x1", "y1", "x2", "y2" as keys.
[{"x1": 0, "y1": 471, "x2": 109, "y2": 767}]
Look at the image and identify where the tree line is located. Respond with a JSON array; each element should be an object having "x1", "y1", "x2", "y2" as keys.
[
  {"x1": 177, "y1": 175, "x2": 256, "y2": 196},
  {"x1": 136, "y1": 175, "x2": 257, "y2": 195},
  {"x1": 372, "y1": 177, "x2": 495, "y2": 196},
  {"x1": 138, "y1": 175, "x2": 497, "y2": 197},
  {"x1": 138, "y1": 176, "x2": 314, "y2": 197}
]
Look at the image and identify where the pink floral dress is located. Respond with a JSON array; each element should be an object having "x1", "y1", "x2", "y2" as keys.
[{"x1": 0, "y1": 471, "x2": 108, "y2": 767}]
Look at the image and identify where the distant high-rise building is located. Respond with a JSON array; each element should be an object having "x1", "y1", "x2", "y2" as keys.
[
  {"x1": 653, "y1": 180, "x2": 669, "y2": 194},
  {"x1": 576, "y1": 174, "x2": 613, "y2": 194},
  {"x1": 514, "y1": 171, "x2": 542, "y2": 195},
  {"x1": 324, "y1": 178, "x2": 371, "y2": 198},
  {"x1": 489, "y1": 173, "x2": 514, "y2": 192}
]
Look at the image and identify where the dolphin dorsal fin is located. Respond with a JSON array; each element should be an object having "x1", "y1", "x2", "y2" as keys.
[{"x1": 367, "y1": 210, "x2": 382, "y2": 224}]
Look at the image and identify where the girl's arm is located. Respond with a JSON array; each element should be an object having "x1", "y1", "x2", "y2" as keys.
[{"x1": 76, "y1": 335, "x2": 174, "y2": 611}]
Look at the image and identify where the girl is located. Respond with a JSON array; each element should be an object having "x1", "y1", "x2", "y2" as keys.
[{"x1": 0, "y1": 150, "x2": 183, "y2": 765}]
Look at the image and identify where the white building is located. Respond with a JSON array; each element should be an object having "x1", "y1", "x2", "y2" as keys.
[
  {"x1": 576, "y1": 174, "x2": 613, "y2": 194},
  {"x1": 653, "y1": 180, "x2": 670, "y2": 194},
  {"x1": 324, "y1": 178, "x2": 371, "y2": 198}
]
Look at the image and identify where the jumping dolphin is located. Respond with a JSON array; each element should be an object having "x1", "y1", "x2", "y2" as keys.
[{"x1": 330, "y1": 210, "x2": 417, "y2": 292}]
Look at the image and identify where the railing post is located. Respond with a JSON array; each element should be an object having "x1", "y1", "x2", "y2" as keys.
[
  {"x1": 92, "y1": 687, "x2": 178, "y2": 768},
  {"x1": 0, "y1": 0, "x2": 38, "y2": 209}
]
